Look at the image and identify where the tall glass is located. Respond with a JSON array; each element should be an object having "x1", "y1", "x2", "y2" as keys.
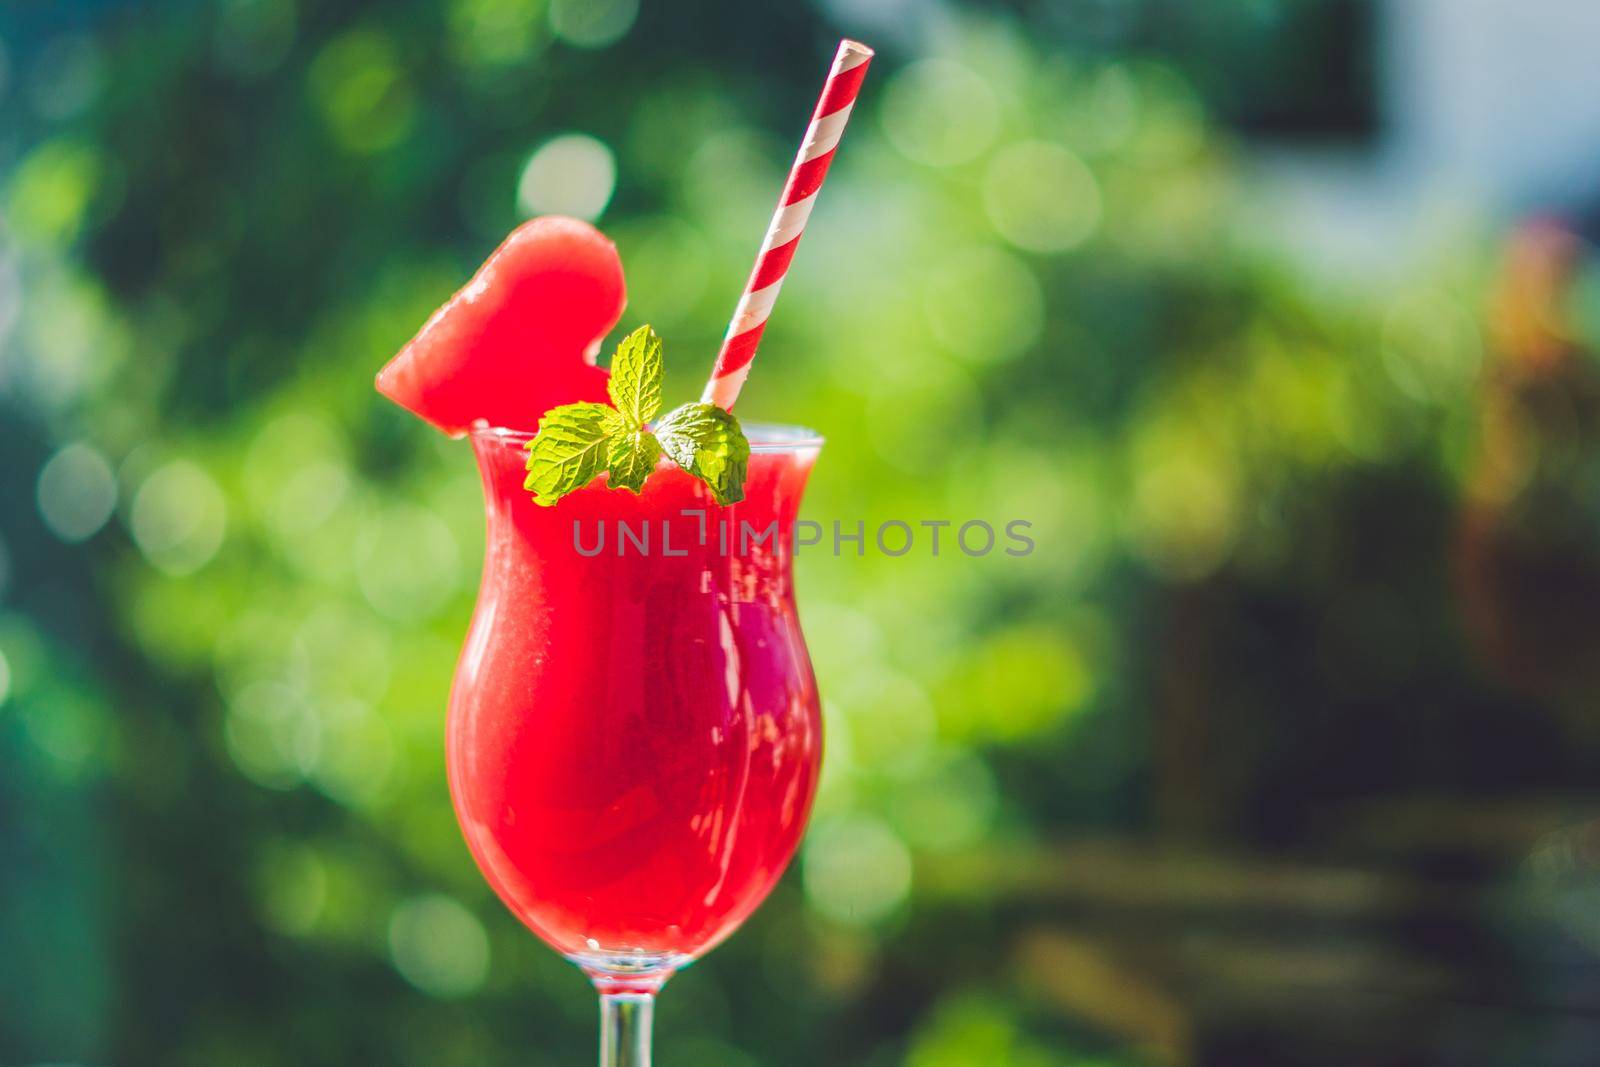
[{"x1": 448, "y1": 424, "x2": 824, "y2": 1065}]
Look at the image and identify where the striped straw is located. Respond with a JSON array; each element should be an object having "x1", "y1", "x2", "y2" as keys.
[{"x1": 701, "y1": 38, "x2": 874, "y2": 410}]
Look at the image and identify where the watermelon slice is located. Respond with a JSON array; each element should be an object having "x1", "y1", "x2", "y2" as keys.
[{"x1": 376, "y1": 216, "x2": 626, "y2": 435}]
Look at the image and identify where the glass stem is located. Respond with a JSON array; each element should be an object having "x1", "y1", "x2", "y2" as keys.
[{"x1": 599, "y1": 992, "x2": 653, "y2": 1067}]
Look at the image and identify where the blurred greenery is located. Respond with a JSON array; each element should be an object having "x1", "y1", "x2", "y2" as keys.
[{"x1": 7, "y1": 1, "x2": 1600, "y2": 1065}]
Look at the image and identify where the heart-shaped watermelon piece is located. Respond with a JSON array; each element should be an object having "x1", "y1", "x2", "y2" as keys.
[{"x1": 377, "y1": 216, "x2": 626, "y2": 435}]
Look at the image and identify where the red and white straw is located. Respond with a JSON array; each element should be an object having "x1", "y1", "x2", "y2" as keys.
[{"x1": 701, "y1": 39, "x2": 874, "y2": 410}]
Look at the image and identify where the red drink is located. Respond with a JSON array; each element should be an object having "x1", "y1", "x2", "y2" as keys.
[
  {"x1": 448, "y1": 425, "x2": 823, "y2": 972},
  {"x1": 376, "y1": 71, "x2": 872, "y2": 1047}
]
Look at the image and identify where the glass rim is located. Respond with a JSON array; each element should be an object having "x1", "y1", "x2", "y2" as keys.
[{"x1": 469, "y1": 420, "x2": 824, "y2": 453}]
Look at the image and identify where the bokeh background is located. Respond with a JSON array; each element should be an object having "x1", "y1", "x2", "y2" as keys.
[{"x1": 9, "y1": 0, "x2": 1600, "y2": 1064}]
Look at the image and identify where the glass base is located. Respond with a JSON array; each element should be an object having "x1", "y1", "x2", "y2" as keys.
[
  {"x1": 569, "y1": 951, "x2": 693, "y2": 1067},
  {"x1": 568, "y1": 949, "x2": 693, "y2": 996}
]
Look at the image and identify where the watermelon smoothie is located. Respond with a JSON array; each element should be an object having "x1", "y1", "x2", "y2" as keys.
[
  {"x1": 378, "y1": 37, "x2": 873, "y2": 1065},
  {"x1": 448, "y1": 424, "x2": 823, "y2": 975}
]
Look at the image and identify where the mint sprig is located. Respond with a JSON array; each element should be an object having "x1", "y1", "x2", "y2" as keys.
[
  {"x1": 607, "y1": 322, "x2": 663, "y2": 426},
  {"x1": 522, "y1": 402, "x2": 618, "y2": 501},
  {"x1": 656, "y1": 401, "x2": 748, "y2": 507},
  {"x1": 524, "y1": 325, "x2": 751, "y2": 507}
]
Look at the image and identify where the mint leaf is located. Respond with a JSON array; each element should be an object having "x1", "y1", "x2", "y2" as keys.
[
  {"x1": 656, "y1": 402, "x2": 750, "y2": 505},
  {"x1": 606, "y1": 429, "x2": 662, "y2": 494},
  {"x1": 523, "y1": 402, "x2": 616, "y2": 506},
  {"x1": 521, "y1": 326, "x2": 754, "y2": 508},
  {"x1": 607, "y1": 324, "x2": 664, "y2": 427}
]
